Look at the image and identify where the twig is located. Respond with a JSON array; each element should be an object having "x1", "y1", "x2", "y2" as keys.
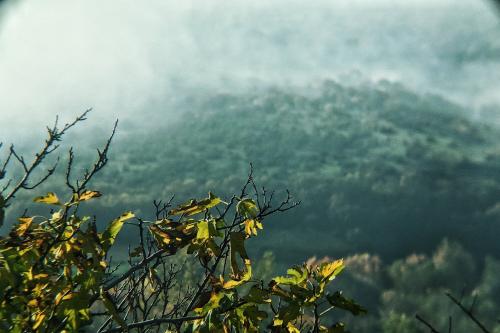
[
  {"x1": 416, "y1": 314, "x2": 441, "y2": 333},
  {"x1": 446, "y1": 292, "x2": 490, "y2": 333}
]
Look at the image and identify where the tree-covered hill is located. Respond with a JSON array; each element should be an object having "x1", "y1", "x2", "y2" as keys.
[{"x1": 83, "y1": 79, "x2": 500, "y2": 264}]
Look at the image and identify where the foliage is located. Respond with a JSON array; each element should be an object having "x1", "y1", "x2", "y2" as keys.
[
  {"x1": 0, "y1": 186, "x2": 365, "y2": 332},
  {"x1": 0, "y1": 114, "x2": 364, "y2": 332}
]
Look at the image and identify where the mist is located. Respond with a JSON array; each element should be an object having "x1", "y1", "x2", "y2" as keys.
[{"x1": 1, "y1": 0, "x2": 499, "y2": 145}]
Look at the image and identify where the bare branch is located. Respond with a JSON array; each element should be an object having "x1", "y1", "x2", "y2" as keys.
[
  {"x1": 416, "y1": 314, "x2": 441, "y2": 333},
  {"x1": 446, "y1": 292, "x2": 491, "y2": 333},
  {"x1": 1, "y1": 109, "x2": 91, "y2": 204}
]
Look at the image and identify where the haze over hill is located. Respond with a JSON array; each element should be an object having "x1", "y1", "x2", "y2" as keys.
[{"x1": 0, "y1": 0, "x2": 499, "y2": 143}]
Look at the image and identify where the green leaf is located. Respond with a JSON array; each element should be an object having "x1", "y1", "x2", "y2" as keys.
[
  {"x1": 101, "y1": 211, "x2": 134, "y2": 252},
  {"x1": 229, "y1": 232, "x2": 249, "y2": 276},
  {"x1": 273, "y1": 266, "x2": 309, "y2": 286},
  {"x1": 237, "y1": 198, "x2": 259, "y2": 219},
  {"x1": 273, "y1": 303, "x2": 301, "y2": 327},
  {"x1": 33, "y1": 192, "x2": 60, "y2": 205},
  {"x1": 326, "y1": 291, "x2": 367, "y2": 316}
]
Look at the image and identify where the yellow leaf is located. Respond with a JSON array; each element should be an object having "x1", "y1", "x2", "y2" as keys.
[
  {"x1": 223, "y1": 259, "x2": 252, "y2": 289},
  {"x1": 287, "y1": 322, "x2": 301, "y2": 333},
  {"x1": 27, "y1": 299, "x2": 38, "y2": 307},
  {"x1": 78, "y1": 190, "x2": 102, "y2": 201},
  {"x1": 244, "y1": 219, "x2": 263, "y2": 236},
  {"x1": 273, "y1": 318, "x2": 284, "y2": 326},
  {"x1": 318, "y1": 259, "x2": 344, "y2": 282},
  {"x1": 169, "y1": 192, "x2": 223, "y2": 216},
  {"x1": 55, "y1": 291, "x2": 70, "y2": 306},
  {"x1": 149, "y1": 225, "x2": 173, "y2": 246},
  {"x1": 16, "y1": 217, "x2": 33, "y2": 236},
  {"x1": 32, "y1": 312, "x2": 46, "y2": 330},
  {"x1": 33, "y1": 283, "x2": 49, "y2": 297},
  {"x1": 33, "y1": 192, "x2": 60, "y2": 205},
  {"x1": 196, "y1": 221, "x2": 210, "y2": 241},
  {"x1": 33, "y1": 273, "x2": 48, "y2": 280},
  {"x1": 52, "y1": 210, "x2": 62, "y2": 220}
]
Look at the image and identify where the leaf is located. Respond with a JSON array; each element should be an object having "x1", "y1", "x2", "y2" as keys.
[
  {"x1": 32, "y1": 312, "x2": 46, "y2": 330},
  {"x1": 55, "y1": 290, "x2": 74, "y2": 306},
  {"x1": 15, "y1": 217, "x2": 33, "y2": 237},
  {"x1": 169, "y1": 192, "x2": 223, "y2": 216},
  {"x1": 194, "y1": 292, "x2": 225, "y2": 314},
  {"x1": 237, "y1": 198, "x2": 259, "y2": 219},
  {"x1": 244, "y1": 219, "x2": 263, "y2": 237},
  {"x1": 273, "y1": 303, "x2": 301, "y2": 327},
  {"x1": 229, "y1": 232, "x2": 249, "y2": 276},
  {"x1": 326, "y1": 291, "x2": 367, "y2": 316},
  {"x1": 33, "y1": 192, "x2": 60, "y2": 205},
  {"x1": 287, "y1": 322, "x2": 301, "y2": 333},
  {"x1": 101, "y1": 211, "x2": 134, "y2": 251},
  {"x1": 318, "y1": 259, "x2": 344, "y2": 282},
  {"x1": 273, "y1": 266, "x2": 309, "y2": 286},
  {"x1": 196, "y1": 221, "x2": 210, "y2": 241},
  {"x1": 78, "y1": 190, "x2": 102, "y2": 201},
  {"x1": 149, "y1": 224, "x2": 174, "y2": 246},
  {"x1": 223, "y1": 259, "x2": 252, "y2": 289}
]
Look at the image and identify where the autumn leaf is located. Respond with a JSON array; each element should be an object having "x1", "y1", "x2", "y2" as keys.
[
  {"x1": 78, "y1": 190, "x2": 102, "y2": 201},
  {"x1": 15, "y1": 217, "x2": 34, "y2": 237},
  {"x1": 222, "y1": 259, "x2": 252, "y2": 289},
  {"x1": 169, "y1": 192, "x2": 223, "y2": 216},
  {"x1": 33, "y1": 192, "x2": 60, "y2": 205},
  {"x1": 244, "y1": 219, "x2": 263, "y2": 237}
]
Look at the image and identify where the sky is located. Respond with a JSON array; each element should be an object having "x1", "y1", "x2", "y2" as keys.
[{"x1": 0, "y1": 0, "x2": 498, "y2": 145}]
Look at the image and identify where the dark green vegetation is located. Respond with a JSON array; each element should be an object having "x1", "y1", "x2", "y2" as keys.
[{"x1": 89, "y1": 80, "x2": 500, "y2": 263}]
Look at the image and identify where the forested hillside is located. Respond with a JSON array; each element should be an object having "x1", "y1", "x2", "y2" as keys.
[{"x1": 84, "y1": 80, "x2": 500, "y2": 264}]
